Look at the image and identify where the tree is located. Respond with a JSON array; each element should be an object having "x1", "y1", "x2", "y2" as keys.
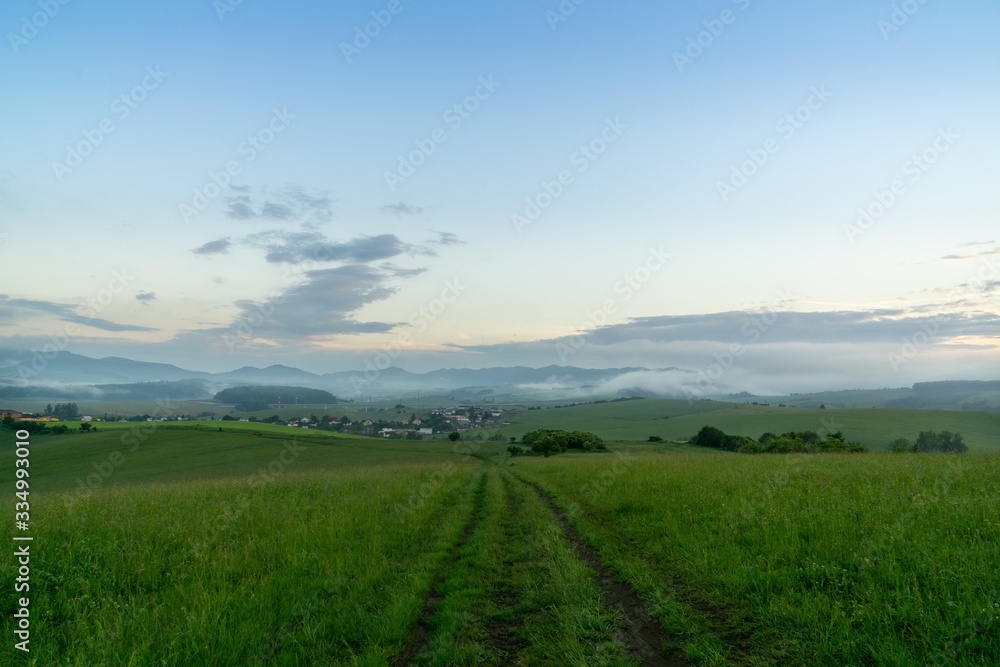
[
  {"x1": 448, "y1": 431, "x2": 460, "y2": 442},
  {"x1": 915, "y1": 430, "x2": 967, "y2": 453},
  {"x1": 691, "y1": 426, "x2": 726, "y2": 449},
  {"x1": 79, "y1": 422, "x2": 92, "y2": 432}
]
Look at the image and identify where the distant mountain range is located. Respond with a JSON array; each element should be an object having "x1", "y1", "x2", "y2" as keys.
[
  {"x1": 0, "y1": 349, "x2": 676, "y2": 396},
  {"x1": 0, "y1": 349, "x2": 997, "y2": 411}
]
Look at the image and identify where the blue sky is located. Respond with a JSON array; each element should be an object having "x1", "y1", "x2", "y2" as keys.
[{"x1": 1, "y1": 0, "x2": 998, "y2": 392}]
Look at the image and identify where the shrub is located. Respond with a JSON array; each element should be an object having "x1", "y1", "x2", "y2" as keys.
[{"x1": 914, "y1": 430, "x2": 967, "y2": 453}]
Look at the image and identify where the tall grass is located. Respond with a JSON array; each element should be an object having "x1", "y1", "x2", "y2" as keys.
[
  {"x1": 0, "y1": 465, "x2": 478, "y2": 665},
  {"x1": 515, "y1": 452, "x2": 1000, "y2": 665}
]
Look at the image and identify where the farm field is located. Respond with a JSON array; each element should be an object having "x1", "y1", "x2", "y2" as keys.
[{"x1": 2, "y1": 421, "x2": 998, "y2": 665}]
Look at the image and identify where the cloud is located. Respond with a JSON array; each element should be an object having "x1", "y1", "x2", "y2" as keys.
[
  {"x1": 246, "y1": 231, "x2": 418, "y2": 264},
  {"x1": 201, "y1": 264, "x2": 406, "y2": 344},
  {"x1": 432, "y1": 231, "x2": 465, "y2": 246},
  {"x1": 941, "y1": 246, "x2": 1000, "y2": 261},
  {"x1": 135, "y1": 292, "x2": 157, "y2": 304},
  {"x1": 224, "y1": 186, "x2": 334, "y2": 224},
  {"x1": 0, "y1": 297, "x2": 157, "y2": 333},
  {"x1": 584, "y1": 309, "x2": 1000, "y2": 347},
  {"x1": 192, "y1": 238, "x2": 233, "y2": 255},
  {"x1": 380, "y1": 202, "x2": 424, "y2": 217},
  {"x1": 440, "y1": 312, "x2": 1000, "y2": 395}
]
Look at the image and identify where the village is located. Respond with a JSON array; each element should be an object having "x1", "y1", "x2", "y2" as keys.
[
  {"x1": 232, "y1": 404, "x2": 511, "y2": 439},
  {"x1": 2, "y1": 403, "x2": 511, "y2": 440}
]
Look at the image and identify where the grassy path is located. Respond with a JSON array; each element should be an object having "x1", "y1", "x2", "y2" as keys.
[
  {"x1": 513, "y1": 472, "x2": 689, "y2": 667},
  {"x1": 393, "y1": 472, "x2": 490, "y2": 665},
  {"x1": 393, "y1": 467, "x2": 646, "y2": 666}
]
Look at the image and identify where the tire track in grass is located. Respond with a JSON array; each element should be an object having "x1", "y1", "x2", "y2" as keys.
[
  {"x1": 487, "y1": 473, "x2": 531, "y2": 659},
  {"x1": 393, "y1": 472, "x2": 489, "y2": 666},
  {"x1": 512, "y1": 473, "x2": 690, "y2": 667}
]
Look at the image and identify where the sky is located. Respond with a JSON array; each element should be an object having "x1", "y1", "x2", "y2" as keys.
[{"x1": 1, "y1": 0, "x2": 998, "y2": 394}]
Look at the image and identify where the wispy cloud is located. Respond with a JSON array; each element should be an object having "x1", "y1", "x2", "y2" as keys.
[
  {"x1": 135, "y1": 291, "x2": 157, "y2": 304},
  {"x1": 432, "y1": 231, "x2": 465, "y2": 246},
  {"x1": 192, "y1": 238, "x2": 233, "y2": 255},
  {"x1": 0, "y1": 296, "x2": 157, "y2": 333},
  {"x1": 380, "y1": 202, "x2": 424, "y2": 217},
  {"x1": 941, "y1": 245, "x2": 1000, "y2": 261}
]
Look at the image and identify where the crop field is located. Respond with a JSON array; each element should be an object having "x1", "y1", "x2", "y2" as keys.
[{"x1": 1, "y1": 422, "x2": 998, "y2": 665}]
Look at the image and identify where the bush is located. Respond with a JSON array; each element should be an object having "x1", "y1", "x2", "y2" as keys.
[
  {"x1": 689, "y1": 425, "x2": 868, "y2": 454},
  {"x1": 914, "y1": 430, "x2": 967, "y2": 453},
  {"x1": 648, "y1": 435, "x2": 663, "y2": 442},
  {"x1": 690, "y1": 426, "x2": 727, "y2": 449},
  {"x1": 521, "y1": 429, "x2": 605, "y2": 456},
  {"x1": 889, "y1": 438, "x2": 912, "y2": 453}
]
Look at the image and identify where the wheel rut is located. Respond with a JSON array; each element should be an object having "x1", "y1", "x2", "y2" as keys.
[
  {"x1": 392, "y1": 472, "x2": 488, "y2": 666},
  {"x1": 509, "y1": 472, "x2": 691, "y2": 667}
]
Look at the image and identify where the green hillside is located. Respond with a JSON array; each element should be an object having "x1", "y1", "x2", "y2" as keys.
[{"x1": 0, "y1": 423, "x2": 502, "y2": 495}]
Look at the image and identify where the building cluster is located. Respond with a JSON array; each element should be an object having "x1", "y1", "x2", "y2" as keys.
[
  {"x1": 0, "y1": 410, "x2": 61, "y2": 422},
  {"x1": 240, "y1": 405, "x2": 509, "y2": 439}
]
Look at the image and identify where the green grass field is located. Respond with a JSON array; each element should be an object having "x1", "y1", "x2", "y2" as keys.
[
  {"x1": 1, "y1": 412, "x2": 998, "y2": 665},
  {"x1": 495, "y1": 399, "x2": 1000, "y2": 451}
]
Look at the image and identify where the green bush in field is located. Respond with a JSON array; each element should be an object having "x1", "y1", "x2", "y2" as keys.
[
  {"x1": 889, "y1": 430, "x2": 968, "y2": 453},
  {"x1": 889, "y1": 437, "x2": 912, "y2": 452},
  {"x1": 915, "y1": 430, "x2": 968, "y2": 453},
  {"x1": 690, "y1": 425, "x2": 867, "y2": 453},
  {"x1": 521, "y1": 429, "x2": 605, "y2": 456}
]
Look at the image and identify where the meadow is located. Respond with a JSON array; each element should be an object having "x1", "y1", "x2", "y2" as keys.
[
  {"x1": 493, "y1": 399, "x2": 1000, "y2": 451},
  {"x1": 1, "y1": 412, "x2": 997, "y2": 665}
]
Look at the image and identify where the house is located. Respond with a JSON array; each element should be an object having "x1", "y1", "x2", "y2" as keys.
[
  {"x1": 81, "y1": 416, "x2": 93, "y2": 422},
  {"x1": 0, "y1": 409, "x2": 23, "y2": 420}
]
